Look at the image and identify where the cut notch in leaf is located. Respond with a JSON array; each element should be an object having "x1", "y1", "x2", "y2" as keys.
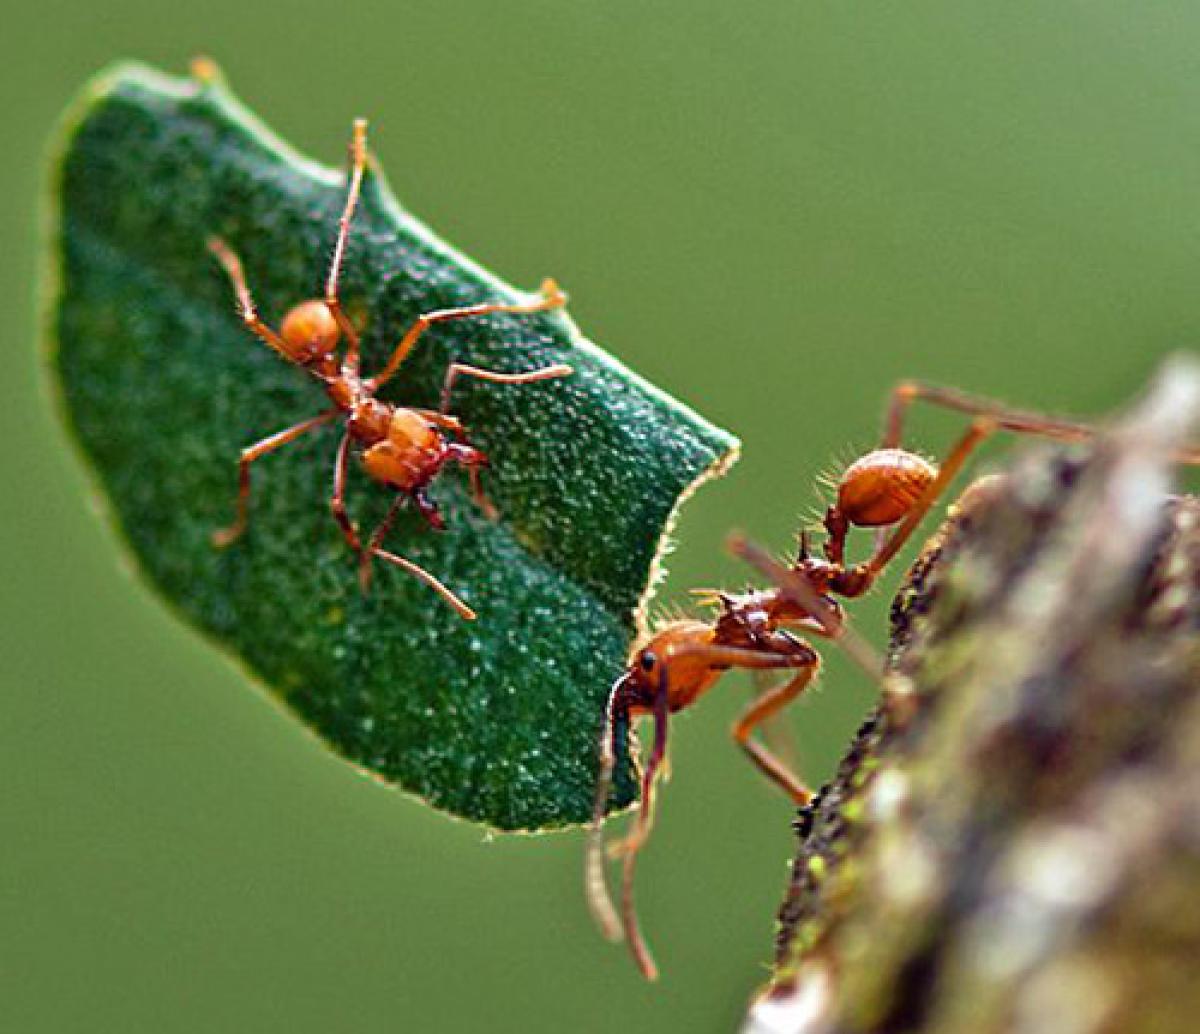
[{"x1": 46, "y1": 61, "x2": 738, "y2": 831}]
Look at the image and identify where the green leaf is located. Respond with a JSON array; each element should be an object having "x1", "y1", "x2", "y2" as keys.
[{"x1": 45, "y1": 62, "x2": 737, "y2": 831}]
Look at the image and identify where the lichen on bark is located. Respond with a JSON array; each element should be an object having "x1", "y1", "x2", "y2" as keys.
[{"x1": 748, "y1": 358, "x2": 1200, "y2": 1034}]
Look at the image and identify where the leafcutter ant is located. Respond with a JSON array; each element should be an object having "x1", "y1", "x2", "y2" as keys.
[
  {"x1": 585, "y1": 381, "x2": 1200, "y2": 979},
  {"x1": 207, "y1": 120, "x2": 572, "y2": 619}
]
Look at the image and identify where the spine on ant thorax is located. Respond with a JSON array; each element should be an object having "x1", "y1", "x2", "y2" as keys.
[{"x1": 341, "y1": 394, "x2": 392, "y2": 444}]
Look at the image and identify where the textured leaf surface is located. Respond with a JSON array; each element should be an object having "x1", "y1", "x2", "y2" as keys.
[{"x1": 47, "y1": 63, "x2": 736, "y2": 831}]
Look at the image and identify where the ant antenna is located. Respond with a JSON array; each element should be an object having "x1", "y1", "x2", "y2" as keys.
[{"x1": 586, "y1": 681, "x2": 628, "y2": 942}]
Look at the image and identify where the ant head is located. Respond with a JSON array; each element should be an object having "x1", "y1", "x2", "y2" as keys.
[
  {"x1": 280, "y1": 300, "x2": 341, "y2": 365},
  {"x1": 620, "y1": 621, "x2": 719, "y2": 715},
  {"x1": 610, "y1": 645, "x2": 664, "y2": 712}
]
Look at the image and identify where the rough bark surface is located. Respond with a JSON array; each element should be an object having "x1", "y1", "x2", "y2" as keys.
[{"x1": 746, "y1": 359, "x2": 1200, "y2": 1034}]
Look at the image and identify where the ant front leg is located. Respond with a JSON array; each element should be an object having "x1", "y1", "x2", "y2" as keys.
[
  {"x1": 732, "y1": 645, "x2": 820, "y2": 805},
  {"x1": 324, "y1": 118, "x2": 369, "y2": 371},
  {"x1": 365, "y1": 279, "x2": 569, "y2": 393},
  {"x1": 213, "y1": 409, "x2": 337, "y2": 547},
  {"x1": 620, "y1": 685, "x2": 670, "y2": 982},
  {"x1": 208, "y1": 237, "x2": 294, "y2": 362},
  {"x1": 670, "y1": 640, "x2": 822, "y2": 805},
  {"x1": 586, "y1": 682, "x2": 633, "y2": 944}
]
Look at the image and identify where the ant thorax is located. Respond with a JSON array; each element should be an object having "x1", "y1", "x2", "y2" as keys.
[
  {"x1": 346, "y1": 397, "x2": 392, "y2": 444},
  {"x1": 711, "y1": 593, "x2": 774, "y2": 642}
]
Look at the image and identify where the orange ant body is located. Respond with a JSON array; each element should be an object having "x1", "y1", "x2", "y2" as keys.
[
  {"x1": 208, "y1": 120, "x2": 571, "y2": 619},
  {"x1": 586, "y1": 382, "x2": 1200, "y2": 980}
]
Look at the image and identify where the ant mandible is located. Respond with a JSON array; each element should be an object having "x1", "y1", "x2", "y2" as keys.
[
  {"x1": 585, "y1": 381, "x2": 1200, "y2": 980},
  {"x1": 207, "y1": 119, "x2": 572, "y2": 620}
]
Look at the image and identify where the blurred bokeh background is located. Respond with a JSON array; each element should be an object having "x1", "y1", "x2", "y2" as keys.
[{"x1": 5, "y1": 4, "x2": 1200, "y2": 1032}]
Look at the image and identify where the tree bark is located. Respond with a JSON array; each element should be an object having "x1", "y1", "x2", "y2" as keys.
[{"x1": 746, "y1": 358, "x2": 1200, "y2": 1034}]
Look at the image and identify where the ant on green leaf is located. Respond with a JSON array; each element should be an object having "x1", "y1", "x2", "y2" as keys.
[
  {"x1": 585, "y1": 382, "x2": 1200, "y2": 980},
  {"x1": 208, "y1": 119, "x2": 572, "y2": 619}
]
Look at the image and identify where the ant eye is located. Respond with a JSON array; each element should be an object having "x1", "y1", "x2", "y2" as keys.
[{"x1": 639, "y1": 651, "x2": 658, "y2": 672}]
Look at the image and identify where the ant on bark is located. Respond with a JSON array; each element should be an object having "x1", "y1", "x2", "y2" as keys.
[
  {"x1": 208, "y1": 120, "x2": 572, "y2": 619},
  {"x1": 585, "y1": 382, "x2": 1200, "y2": 980}
]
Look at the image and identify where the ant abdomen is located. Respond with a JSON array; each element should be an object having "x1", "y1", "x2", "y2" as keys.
[
  {"x1": 837, "y1": 448, "x2": 938, "y2": 527},
  {"x1": 361, "y1": 409, "x2": 442, "y2": 490},
  {"x1": 280, "y1": 300, "x2": 340, "y2": 364}
]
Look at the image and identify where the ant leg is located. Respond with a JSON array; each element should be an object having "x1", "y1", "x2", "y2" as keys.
[
  {"x1": 733, "y1": 658, "x2": 820, "y2": 805},
  {"x1": 412, "y1": 487, "x2": 446, "y2": 531},
  {"x1": 608, "y1": 643, "x2": 816, "y2": 981},
  {"x1": 330, "y1": 431, "x2": 362, "y2": 556},
  {"x1": 364, "y1": 278, "x2": 568, "y2": 392},
  {"x1": 358, "y1": 494, "x2": 404, "y2": 591},
  {"x1": 748, "y1": 669, "x2": 805, "y2": 789},
  {"x1": 369, "y1": 546, "x2": 477, "y2": 619},
  {"x1": 208, "y1": 237, "x2": 293, "y2": 361},
  {"x1": 665, "y1": 638, "x2": 820, "y2": 804},
  {"x1": 324, "y1": 119, "x2": 368, "y2": 371},
  {"x1": 439, "y1": 361, "x2": 573, "y2": 414},
  {"x1": 467, "y1": 468, "x2": 496, "y2": 520},
  {"x1": 346, "y1": 477, "x2": 475, "y2": 617},
  {"x1": 411, "y1": 409, "x2": 465, "y2": 436},
  {"x1": 446, "y1": 442, "x2": 498, "y2": 520},
  {"x1": 213, "y1": 409, "x2": 337, "y2": 547},
  {"x1": 881, "y1": 380, "x2": 1095, "y2": 450},
  {"x1": 881, "y1": 380, "x2": 1200, "y2": 463},
  {"x1": 861, "y1": 419, "x2": 996, "y2": 582}
]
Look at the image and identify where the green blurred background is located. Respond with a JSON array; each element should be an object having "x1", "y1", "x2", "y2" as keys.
[{"x1": 5, "y1": 3, "x2": 1200, "y2": 1032}]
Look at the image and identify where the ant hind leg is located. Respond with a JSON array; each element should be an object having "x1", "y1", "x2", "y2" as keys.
[
  {"x1": 368, "y1": 546, "x2": 476, "y2": 620},
  {"x1": 882, "y1": 380, "x2": 1098, "y2": 451},
  {"x1": 861, "y1": 419, "x2": 996, "y2": 581}
]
